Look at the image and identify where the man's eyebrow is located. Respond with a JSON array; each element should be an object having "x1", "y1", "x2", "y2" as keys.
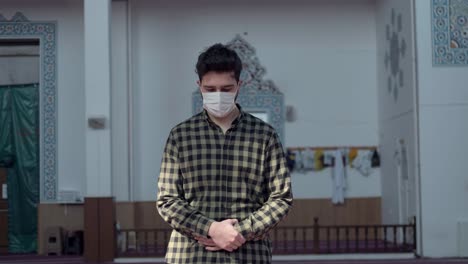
[{"x1": 203, "y1": 85, "x2": 235, "y2": 88}]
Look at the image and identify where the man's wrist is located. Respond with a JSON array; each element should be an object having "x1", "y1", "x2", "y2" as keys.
[
  {"x1": 207, "y1": 221, "x2": 219, "y2": 238},
  {"x1": 192, "y1": 217, "x2": 216, "y2": 239},
  {"x1": 234, "y1": 221, "x2": 252, "y2": 240}
]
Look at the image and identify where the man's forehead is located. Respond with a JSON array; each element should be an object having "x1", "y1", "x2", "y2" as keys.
[{"x1": 201, "y1": 71, "x2": 237, "y2": 82}]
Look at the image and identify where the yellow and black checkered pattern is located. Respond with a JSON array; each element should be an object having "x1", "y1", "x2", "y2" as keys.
[{"x1": 157, "y1": 107, "x2": 293, "y2": 264}]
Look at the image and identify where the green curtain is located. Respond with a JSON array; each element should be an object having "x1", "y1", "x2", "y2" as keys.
[{"x1": 0, "y1": 83, "x2": 39, "y2": 253}]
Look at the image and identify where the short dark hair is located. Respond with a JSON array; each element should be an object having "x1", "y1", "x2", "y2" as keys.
[{"x1": 196, "y1": 43, "x2": 242, "y2": 82}]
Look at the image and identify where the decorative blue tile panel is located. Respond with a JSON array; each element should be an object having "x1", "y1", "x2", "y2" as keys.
[{"x1": 433, "y1": 0, "x2": 468, "y2": 65}]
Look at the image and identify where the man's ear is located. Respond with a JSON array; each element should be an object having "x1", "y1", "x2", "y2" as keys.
[
  {"x1": 235, "y1": 81, "x2": 243, "y2": 97},
  {"x1": 197, "y1": 80, "x2": 202, "y2": 93},
  {"x1": 235, "y1": 84, "x2": 241, "y2": 101}
]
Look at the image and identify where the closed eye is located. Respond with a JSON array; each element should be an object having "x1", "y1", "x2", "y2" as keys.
[
  {"x1": 203, "y1": 86, "x2": 217, "y2": 92},
  {"x1": 221, "y1": 85, "x2": 235, "y2": 92}
]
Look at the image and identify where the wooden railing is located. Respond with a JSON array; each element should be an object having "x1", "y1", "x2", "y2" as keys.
[
  {"x1": 271, "y1": 217, "x2": 416, "y2": 254},
  {"x1": 116, "y1": 217, "x2": 416, "y2": 257},
  {"x1": 116, "y1": 228, "x2": 172, "y2": 257}
]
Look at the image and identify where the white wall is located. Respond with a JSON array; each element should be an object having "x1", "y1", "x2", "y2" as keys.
[
  {"x1": 131, "y1": 0, "x2": 381, "y2": 201},
  {"x1": 0, "y1": 0, "x2": 86, "y2": 201},
  {"x1": 375, "y1": 0, "x2": 418, "y2": 231},
  {"x1": 415, "y1": 0, "x2": 468, "y2": 257}
]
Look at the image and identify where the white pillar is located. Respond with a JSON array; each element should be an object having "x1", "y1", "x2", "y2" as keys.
[
  {"x1": 84, "y1": 0, "x2": 112, "y2": 197},
  {"x1": 111, "y1": 1, "x2": 131, "y2": 201}
]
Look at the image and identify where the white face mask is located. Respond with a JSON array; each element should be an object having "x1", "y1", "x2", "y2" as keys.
[{"x1": 202, "y1": 92, "x2": 237, "y2": 118}]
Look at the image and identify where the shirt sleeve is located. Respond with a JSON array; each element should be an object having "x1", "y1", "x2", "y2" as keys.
[
  {"x1": 234, "y1": 131, "x2": 293, "y2": 241},
  {"x1": 156, "y1": 130, "x2": 215, "y2": 239}
]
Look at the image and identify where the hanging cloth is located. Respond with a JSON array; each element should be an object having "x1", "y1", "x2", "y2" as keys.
[
  {"x1": 331, "y1": 149, "x2": 346, "y2": 204},
  {"x1": 293, "y1": 150, "x2": 304, "y2": 172},
  {"x1": 301, "y1": 148, "x2": 315, "y2": 170},
  {"x1": 286, "y1": 150, "x2": 296, "y2": 172},
  {"x1": 0, "y1": 83, "x2": 39, "y2": 253},
  {"x1": 351, "y1": 150, "x2": 373, "y2": 176},
  {"x1": 313, "y1": 149, "x2": 325, "y2": 170},
  {"x1": 348, "y1": 147, "x2": 358, "y2": 164},
  {"x1": 371, "y1": 149, "x2": 381, "y2": 167}
]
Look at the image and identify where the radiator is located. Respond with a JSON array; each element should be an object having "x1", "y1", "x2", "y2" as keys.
[{"x1": 458, "y1": 220, "x2": 468, "y2": 257}]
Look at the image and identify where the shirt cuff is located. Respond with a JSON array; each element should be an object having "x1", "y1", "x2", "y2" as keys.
[
  {"x1": 234, "y1": 220, "x2": 254, "y2": 240},
  {"x1": 196, "y1": 217, "x2": 215, "y2": 238}
]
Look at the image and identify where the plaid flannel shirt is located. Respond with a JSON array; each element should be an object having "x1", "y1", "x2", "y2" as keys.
[{"x1": 157, "y1": 107, "x2": 293, "y2": 264}]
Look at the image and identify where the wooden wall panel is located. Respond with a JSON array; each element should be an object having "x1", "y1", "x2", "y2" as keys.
[
  {"x1": 115, "y1": 202, "x2": 135, "y2": 229},
  {"x1": 37, "y1": 203, "x2": 84, "y2": 255},
  {"x1": 98, "y1": 198, "x2": 115, "y2": 261},
  {"x1": 271, "y1": 198, "x2": 382, "y2": 241},
  {"x1": 279, "y1": 197, "x2": 381, "y2": 226},
  {"x1": 84, "y1": 198, "x2": 99, "y2": 261},
  {"x1": 130, "y1": 202, "x2": 168, "y2": 229},
  {"x1": 83, "y1": 197, "x2": 115, "y2": 262}
]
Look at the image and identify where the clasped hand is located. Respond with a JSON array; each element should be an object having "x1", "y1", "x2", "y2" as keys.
[{"x1": 194, "y1": 219, "x2": 245, "y2": 252}]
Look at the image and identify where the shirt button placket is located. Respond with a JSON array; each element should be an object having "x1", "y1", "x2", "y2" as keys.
[
  {"x1": 221, "y1": 130, "x2": 231, "y2": 216},
  {"x1": 219, "y1": 129, "x2": 226, "y2": 216}
]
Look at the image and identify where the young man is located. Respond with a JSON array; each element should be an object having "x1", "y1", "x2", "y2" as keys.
[{"x1": 157, "y1": 43, "x2": 293, "y2": 264}]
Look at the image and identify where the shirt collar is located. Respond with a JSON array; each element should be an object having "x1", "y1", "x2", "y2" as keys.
[{"x1": 203, "y1": 103, "x2": 245, "y2": 129}]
